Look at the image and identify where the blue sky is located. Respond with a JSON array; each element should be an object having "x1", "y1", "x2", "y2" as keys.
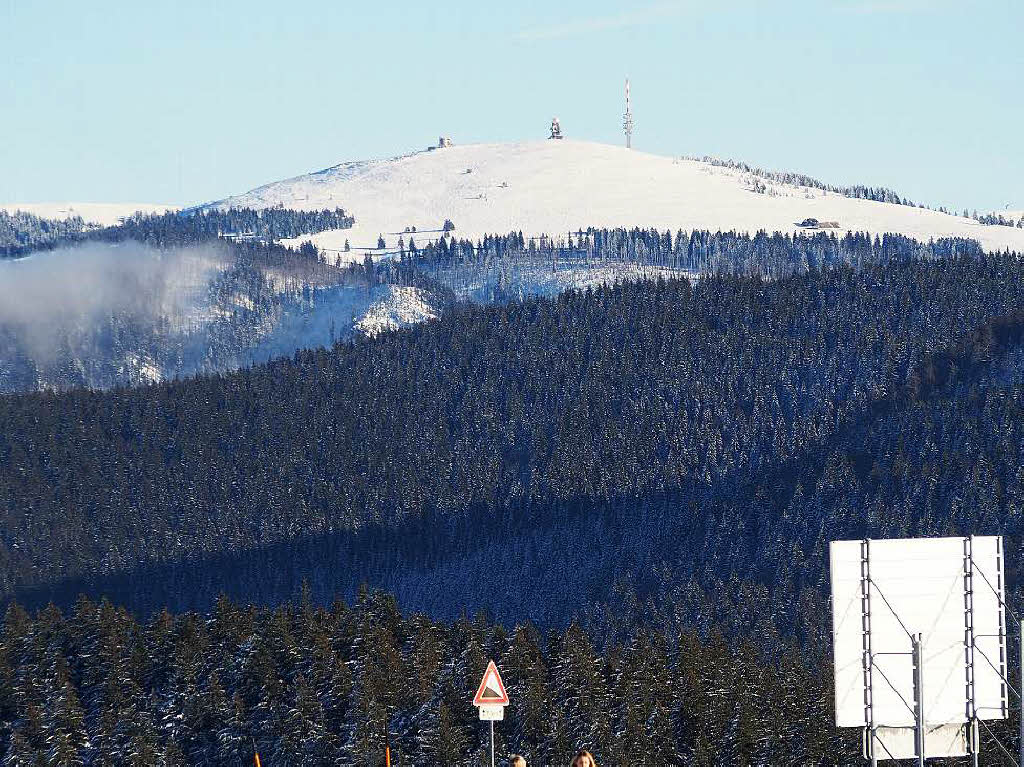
[{"x1": 2, "y1": 0, "x2": 1021, "y2": 211}]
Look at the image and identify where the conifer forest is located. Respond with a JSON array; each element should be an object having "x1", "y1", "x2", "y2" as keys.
[
  {"x1": 1, "y1": 209, "x2": 1024, "y2": 764},
  {"x1": 7, "y1": 1, "x2": 1024, "y2": 762}
]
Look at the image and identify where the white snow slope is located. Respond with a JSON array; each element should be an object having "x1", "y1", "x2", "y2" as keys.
[
  {"x1": 1, "y1": 202, "x2": 176, "y2": 227},
  {"x1": 205, "y1": 139, "x2": 1024, "y2": 261},
  {"x1": 990, "y1": 209, "x2": 1024, "y2": 223}
]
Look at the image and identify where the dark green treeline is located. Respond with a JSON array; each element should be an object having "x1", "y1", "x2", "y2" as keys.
[{"x1": 0, "y1": 588, "x2": 855, "y2": 766}]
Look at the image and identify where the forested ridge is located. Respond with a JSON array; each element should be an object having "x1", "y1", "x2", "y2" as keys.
[
  {"x1": 2, "y1": 251, "x2": 1024, "y2": 626},
  {"x1": 0, "y1": 207, "x2": 354, "y2": 259},
  {"x1": 0, "y1": 211, "x2": 89, "y2": 257},
  {"x1": 0, "y1": 210, "x2": 989, "y2": 394},
  {"x1": 409, "y1": 226, "x2": 984, "y2": 279},
  {"x1": 96, "y1": 208, "x2": 354, "y2": 248}
]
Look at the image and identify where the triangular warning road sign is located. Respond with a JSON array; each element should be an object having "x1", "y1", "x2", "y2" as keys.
[{"x1": 473, "y1": 660, "x2": 509, "y2": 706}]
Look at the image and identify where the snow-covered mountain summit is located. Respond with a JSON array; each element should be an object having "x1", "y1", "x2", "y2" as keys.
[{"x1": 206, "y1": 139, "x2": 1024, "y2": 259}]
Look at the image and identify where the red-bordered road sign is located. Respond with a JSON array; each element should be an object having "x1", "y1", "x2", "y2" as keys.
[{"x1": 473, "y1": 660, "x2": 509, "y2": 706}]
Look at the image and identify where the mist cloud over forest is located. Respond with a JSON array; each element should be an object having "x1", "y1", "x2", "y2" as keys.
[{"x1": 0, "y1": 241, "x2": 226, "y2": 366}]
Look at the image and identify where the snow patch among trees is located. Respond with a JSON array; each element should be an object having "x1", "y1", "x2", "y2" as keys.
[{"x1": 356, "y1": 286, "x2": 440, "y2": 336}]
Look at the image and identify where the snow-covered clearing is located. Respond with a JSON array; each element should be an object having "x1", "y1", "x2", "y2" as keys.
[{"x1": 355, "y1": 286, "x2": 440, "y2": 336}]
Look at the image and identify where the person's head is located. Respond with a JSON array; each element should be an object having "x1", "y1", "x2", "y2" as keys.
[
  {"x1": 571, "y1": 750, "x2": 596, "y2": 767},
  {"x1": 509, "y1": 756, "x2": 526, "y2": 767}
]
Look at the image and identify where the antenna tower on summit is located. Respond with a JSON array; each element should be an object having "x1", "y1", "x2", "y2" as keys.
[{"x1": 623, "y1": 78, "x2": 633, "y2": 149}]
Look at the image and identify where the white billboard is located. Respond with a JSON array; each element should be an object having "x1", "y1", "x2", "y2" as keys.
[{"x1": 830, "y1": 536, "x2": 1007, "y2": 760}]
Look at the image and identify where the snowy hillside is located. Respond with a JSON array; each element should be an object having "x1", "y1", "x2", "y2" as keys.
[
  {"x1": 0, "y1": 202, "x2": 176, "y2": 227},
  {"x1": 991, "y1": 209, "x2": 1024, "y2": 224},
  {"x1": 205, "y1": 140, "x2": 1024, "y2": 260},
  {"x1": 0, "y1": 240, "x2": 424, "y2": 392}
]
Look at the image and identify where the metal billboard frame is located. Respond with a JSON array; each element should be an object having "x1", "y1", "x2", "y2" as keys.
[{"x1": 831, "y1": 535, "x2": 1017, "y2": 766}]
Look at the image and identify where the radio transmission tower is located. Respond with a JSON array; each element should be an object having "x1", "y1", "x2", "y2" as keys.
[{"x1": 623, "y1": 77, "x2": 633, "y2": 149}]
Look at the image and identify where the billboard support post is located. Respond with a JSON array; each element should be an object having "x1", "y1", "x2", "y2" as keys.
[
  {"x1": 964, "y1": 535, "x2": 979, "y2": 767},
  {"x1": 970, "y1": 719, "x2": 978, "y2": 767},
  {"x1": 912, "y1": 632, "x2": 925, "y2": 767},
  {"x1": 860, "y1": 539, "x2": 877, "y2": 767}
]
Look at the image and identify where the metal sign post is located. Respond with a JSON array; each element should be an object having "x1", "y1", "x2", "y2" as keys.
[
  {"x1": 473, "y1": 661, "x2": 509, "y2": 767},
  {"x1": 912, "y1": 633, "x2": 925, "y2": 767}
]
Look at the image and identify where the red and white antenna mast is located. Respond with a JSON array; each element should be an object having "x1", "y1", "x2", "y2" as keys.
[{"x1": 623, "y1": 77, "x2": 633, "y2": 149}]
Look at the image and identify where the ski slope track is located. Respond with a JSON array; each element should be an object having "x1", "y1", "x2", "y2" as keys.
[{"x1": 204, "y1": 140, "x2": 1024, "y2": 261}]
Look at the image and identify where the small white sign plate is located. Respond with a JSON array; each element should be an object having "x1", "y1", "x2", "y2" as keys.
[{"x1": 478, "y1": 704, "x2": 505, "y2": 721}]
